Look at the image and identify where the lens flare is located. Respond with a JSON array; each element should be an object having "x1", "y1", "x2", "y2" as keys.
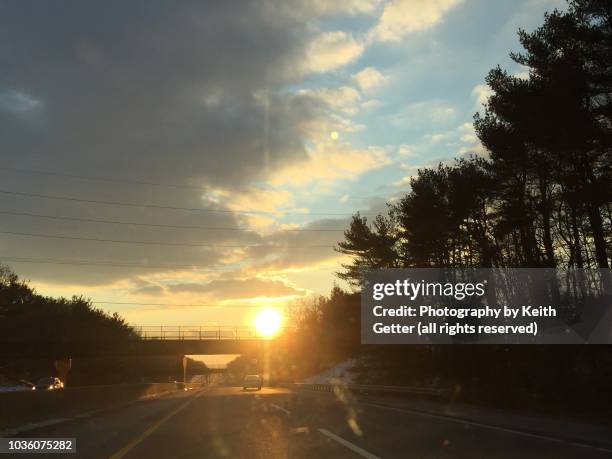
[{"x1": 254, "y1": 308, "x2": 282, "y2": 338}]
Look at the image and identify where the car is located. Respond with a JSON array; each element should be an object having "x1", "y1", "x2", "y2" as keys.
[
  {"x1": 33, "y1": 377, "x2": 63, "y2": 391},
  {"x1": 242, "y1": 374, "x2": 262, "y2": 391}
]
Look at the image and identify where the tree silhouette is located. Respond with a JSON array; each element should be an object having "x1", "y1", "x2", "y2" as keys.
[
  {"x1": 0, "y1": 265, "x2": 136, "y2": 346},
  {"x1": 338, "y1": 0, "x2": 611, "y2": 288}
]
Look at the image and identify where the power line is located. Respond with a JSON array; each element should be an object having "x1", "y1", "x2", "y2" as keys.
[
  {"x1": 0, "y1": 189, "x2": 358, "y2": 217},
  {"x1": 91, "y1": 301, "x2": 260, "y2": 308},
  {"x1": 0, "y1": 229, "x2": 335, "y2": 249},
  {"x1": 0, "y1": 166, "x2": 374, "y2": 201},
  {"x1": 0, "y1": 256, "x2": 222, "y2": 270},
  {"x1": 0, "y1": 166, "x2": 206, "y2": 191},
  {"x1": 0, "y1": 209, "x2": 346, "y2": 232}
]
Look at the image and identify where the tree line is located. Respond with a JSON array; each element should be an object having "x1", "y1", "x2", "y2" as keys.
[
  {"x1": 0, "y1": 264, "x2": 136, "y2": 345},
  {"x1": 0, "y1": 265, "x2": 206, "y2": 385}
]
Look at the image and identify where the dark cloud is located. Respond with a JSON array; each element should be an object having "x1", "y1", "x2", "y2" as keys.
[
  {"x1": 244, "y1": 217, "x2": 347, "y2": 269},
  {"x1": 0, "y1": 1, "x2": 334, "y2": 286},
  {"x1": 131, "y1": 283, "x2": 165, "y2": 297},
  {"x1": 0, "y1": 0, "x2": 321, "y2": 184}
]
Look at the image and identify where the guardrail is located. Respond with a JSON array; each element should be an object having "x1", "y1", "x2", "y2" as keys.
[{"x1": 289, "y1": 382, "x2": 450, "y2": 398}]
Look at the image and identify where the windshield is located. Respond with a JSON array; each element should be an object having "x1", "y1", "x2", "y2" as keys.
[{"x1": 1, "y1": 1, "x2": 610, "y2": 458}]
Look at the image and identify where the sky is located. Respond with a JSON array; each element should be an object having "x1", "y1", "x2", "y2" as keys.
[{"x1": 0, "y1": 0, "x2": 567, "y2": 328}]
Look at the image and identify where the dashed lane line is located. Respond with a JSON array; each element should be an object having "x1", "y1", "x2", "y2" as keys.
[{"x1": 318, "y1": 428, "x2": 380, "y2": 459}]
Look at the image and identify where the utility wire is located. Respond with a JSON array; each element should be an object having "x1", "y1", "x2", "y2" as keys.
[
  {"x1": 0, "y1": 166, "x2": 207, "y2": 191},
  {"x1": 0, "y1": 189, "x2": 359, "y2": 217},
  {"x1": 0, "y1": 229, "x2": 335, "y2": 249},
  {"x1": 91, "y1": 301, "x2": 260, "y2": 309},
  {"x1": 0, "y1": 209, "x2": 346, "y2": 232},
  {"x1": 0, "y1": 166, "x2": 373, "y2": 200},
  {"x1": 0, "y1": 256, "x2": 222, "y2": 270}
]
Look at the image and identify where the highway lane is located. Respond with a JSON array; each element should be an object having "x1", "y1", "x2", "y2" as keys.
[
  {"x1": 16, "y1": 387, "x2": 357, "y2": 459},
  {"x1": 15, "y1": 386, "x2": 612, "y2": 458},
  {"x1": 290, "y1": 391, "x2": 612, "y2": 459}
]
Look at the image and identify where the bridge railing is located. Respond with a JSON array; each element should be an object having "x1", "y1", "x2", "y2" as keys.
[{"x1": 135, "y1": 325, "x2": 260, "y2": 340}]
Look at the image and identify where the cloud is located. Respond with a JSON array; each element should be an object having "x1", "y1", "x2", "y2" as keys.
[
  {"x1": 0, "y1": 1, "x2": 366, "y2": 288},
  {"x1": 303, "y1": 86, "x2": 362, "y2": 114},
  {"x1": 369, "y1": 0, "x2": 463, "y2": 42},
  {"x1": 392, "y1": 156, "x2": 455, "y2": 188},
  {"x1": 168, "y1": 277, "x2": 305, "y2": 300},
  {"x1": 304, "y1": 31, "x2": 364, "y2": 73},
  {"x1": 269, "y1": 143, "x2": 391, "y2": 187},
  {"x1": 362, "y1": 99, "x2": 383, "y2": 110},
  {"x1": 352, "y1": 67, "x2": 389, "y2": 92},
  {"x1": 472, "y1": 83, "x2": 494, "y2": 110},
  {"x1": 390, "y1": 100, "x2": 456, "y2": 128},
  {"x1": 242, "y1": 218, "x2": 349, "y2": 273},
  {"x1": 206, "y1": 187, "x2": 295, "y2": 215},
  {"x1": 393, "y1": 172, "x2": 416, "y2": 187},
  {"x1": 398, "y1": 144, "x2": 416, "y2": 157},
  {"x1": 203, "y1": 187, "x2": 310, "y2": 230},
  {"x1": 242, "y1": 193, "x2": 395, "y2": 278},
  {"x1": 0, "y1": 0, "x2": 480, "y2": 311},
  {"x1": 0, "y1": 1, "x2": 345, "y2": 194},
  {"x1": 131, "y1": 282, "x2": 166, "y2": 296},
  {"x1": 392, "y1": 123, "x2": 485, "y2": 188},
  {"x1": 455, "y1": 123, "x2": 486, "y2": 157},
  {"x1": 285, "y1": 0, "x2": 382, "y2": 16}
]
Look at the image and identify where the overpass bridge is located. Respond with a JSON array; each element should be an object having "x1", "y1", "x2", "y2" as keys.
[
  {"x1": 129, "y1": 325, "x2": 270, "y2": 356},
  {"x1": 0, "y1": 325, "x2": 275, "y2": 358}
]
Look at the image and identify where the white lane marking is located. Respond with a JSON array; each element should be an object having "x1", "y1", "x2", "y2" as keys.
[
  {"x1": 270, "y1": 403, "x2": 291, "y2": 415},
  {"x1": 318, "y1": 428, "x2": 380, "y2": 459},
  {"x1": 362, "y1": 401, "x2": 612, "y2": 454}
]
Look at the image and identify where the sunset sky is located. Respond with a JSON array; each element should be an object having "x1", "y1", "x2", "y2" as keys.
[{"x1": 0, "y1": 0, "x2": 565, "y2": 327}]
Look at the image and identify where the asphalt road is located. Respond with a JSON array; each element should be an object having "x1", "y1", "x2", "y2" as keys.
[{"x1": 15, "y1": 386, "x2": 612, "y2": 459}]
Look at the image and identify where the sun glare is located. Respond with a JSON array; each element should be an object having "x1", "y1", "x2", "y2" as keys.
[{"x1": 254, "y1": 308, "x2": 283, "y2": 338}]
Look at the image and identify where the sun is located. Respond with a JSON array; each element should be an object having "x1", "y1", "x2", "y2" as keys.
[{"x1": 254, "y1": 308, "x2": 283, "y2": 338}]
